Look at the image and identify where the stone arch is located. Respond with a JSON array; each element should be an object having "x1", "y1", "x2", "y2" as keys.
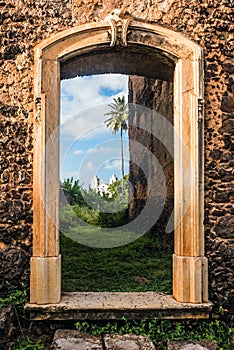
[{"x1": 30, "y1": 13, "x2": 208, "y2": 306}]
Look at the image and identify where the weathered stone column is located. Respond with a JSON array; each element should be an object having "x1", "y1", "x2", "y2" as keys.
[{"x1": 30, "y1": 59, "x2": 61, "y2": 304}]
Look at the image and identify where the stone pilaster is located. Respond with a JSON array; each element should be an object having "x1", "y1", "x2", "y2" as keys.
[
  {"x1": 173, "y1": 254, "x2": 208, "y2": 303},
  {"x1": 30, "y1": 256, "x2": 61, "y2": 304}
]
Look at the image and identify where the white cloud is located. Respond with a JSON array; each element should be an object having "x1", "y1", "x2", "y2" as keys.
[
  {"x1": 86, "y1": 161, "x2": 94, "y2": 171},
  {"x1": 60, "y1": 170, "x2": 80, "y2": 181},
  {"x1": 73, "y1": 149, "x2": 84, "y2": 155},
  {"x1": 88, "y1": 146, "x2": 113, "y2": 154},
  {"x1": 104, "y1": 159, "x2": 122, "y2": 169},
  {"x1": 61, "y1": 104, "x2": 111, "y2": 140},
  {"x1": 60, "y1": 72, "x2": 130, "y2": 182},
  {"x1": 87, "y1": 147, "x2": 98, "y2": 154},
  {"x1": 99, "y1": 146, "x2": 113, "y2": 152},
  {"x1": 60, "y1": 74, "x2": 128, "y2": 139}
]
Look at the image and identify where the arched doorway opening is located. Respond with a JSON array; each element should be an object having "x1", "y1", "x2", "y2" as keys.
[
  {"x1": 59, "y1": 47, "x2": 174, "y2": 293},
  {"x1": 30, "y1": 12, "x2": 208, "y2": 308}
]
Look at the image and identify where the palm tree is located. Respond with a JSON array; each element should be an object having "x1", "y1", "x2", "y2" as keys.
[{"x1": 104, "y1": 96, "x2": 128, "y2": 201}]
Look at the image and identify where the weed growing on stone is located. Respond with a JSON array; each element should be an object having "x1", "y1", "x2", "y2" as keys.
[
  {"x1": 75, "y1": 317, "x2": 234, "y2": 350},
  {"x1": 14, "y1": 336, "x2": 44, "y2": 350},
  {"x1": 0, "y1": 283, "x2": 27, "y2": 311}
]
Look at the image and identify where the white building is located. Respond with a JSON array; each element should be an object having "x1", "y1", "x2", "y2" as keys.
[
  {"x1": 109, "y1": 174, "x2": 118, "y2": 185},
  {"x1": 90, "y1": 174, "x2": 118, "y2": 197},
  {"x1": 90, "y1": 175, "x2": 100, "y2": 190}
]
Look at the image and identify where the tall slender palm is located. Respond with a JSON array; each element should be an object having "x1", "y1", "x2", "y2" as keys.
[{"x1": 105, "y1": 96, "x2": 128, "y2": 201}]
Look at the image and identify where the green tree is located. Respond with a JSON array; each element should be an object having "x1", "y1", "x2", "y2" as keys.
[
  {"x1": 108, "y1": 174, "x2": 129, "y2": 203},
  {"x1": 60, "y1": 177, "x2": 85, "y2": 206},
  {"x1": 104, "y1": 96, "x2": 128, "y2": 201}
]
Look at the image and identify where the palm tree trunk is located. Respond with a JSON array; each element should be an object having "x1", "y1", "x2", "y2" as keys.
[{"x1": 120, "y1": 127, "x2": 124, "y2": 202}]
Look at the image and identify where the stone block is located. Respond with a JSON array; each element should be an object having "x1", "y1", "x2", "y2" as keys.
[
  {"x1": 104, "y1": 334, "x2": 155, "y2": 349},
  {"x1": 51, "y1": 330, "x2": 102, "y2": 350},
  {"x1": 51, "y1": 331, "x2": 156, "y2": 350},
  {"x1": 167, "y1": 340, "x2": 218, "y2": 350}
]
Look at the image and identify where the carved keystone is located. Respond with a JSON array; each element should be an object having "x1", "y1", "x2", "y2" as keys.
[{"x1": 105, "y1": 9, "x2": 131, "y2": 47}]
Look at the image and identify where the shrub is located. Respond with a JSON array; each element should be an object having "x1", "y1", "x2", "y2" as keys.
[
  {"x1": 60, "y1": 177, "x2": 86, "y2": 206},
  {"x1": 97, "y1": 207, "x2": 128, "y2": 228}
]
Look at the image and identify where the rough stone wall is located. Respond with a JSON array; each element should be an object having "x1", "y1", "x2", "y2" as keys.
[
  {"x1": 128, "y1": 76, "x2": 174, "y2": 237},
  {"x1": 0, "y1": 0, "x2": 233, "y2": 319},
  {"x1": 0, "y1": 0, "x2": 73, "y2": 294}
]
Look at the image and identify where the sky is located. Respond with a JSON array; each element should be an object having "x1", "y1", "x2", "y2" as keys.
[{"x1": 60, "y1": 74, "x2": 129, "y2": 188}]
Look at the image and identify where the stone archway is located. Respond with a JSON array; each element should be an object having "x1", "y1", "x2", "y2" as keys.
[{"x1": 30, "y1": 10, "x2": 208, "y2": 306}]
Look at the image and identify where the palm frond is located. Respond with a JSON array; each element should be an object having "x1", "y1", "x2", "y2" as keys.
[{"x1": 104, "y1": 96, "x2": 129, "y2": 134}]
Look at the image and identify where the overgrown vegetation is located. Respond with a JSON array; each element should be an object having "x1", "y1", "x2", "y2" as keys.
[
  {"x1": 14, "y1": 337, "x2": 44, "y2": 350},
  {"x1": 0, "y1": 284, "x2": 45, "y2": 350},
  {"x1": 75, "y1": 317, "x2": 234, "y2": 350},
  {"x1": 60, "y1": 176, "x2": 232, "y2": 349},
  {"x1": 60, "y1": 176, "x2": 173, "y2": 293},
  {"x1": 0, "y1": 284, "x2": 233, "y2": 349},
  {"x1": 60, "y1": 176, "x2": 129, "y2": 229},
  {"x1": 0, "y1": 283, "x2": 27, "y2": 311}
]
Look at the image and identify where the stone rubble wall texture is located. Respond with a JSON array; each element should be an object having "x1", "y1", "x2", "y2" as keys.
[
  {"x1": 0, "y1": 305, "x2": 16, "y2": 349},
  {"x1": 0, "y1": 0, "x2": 233, "y2": 318}
]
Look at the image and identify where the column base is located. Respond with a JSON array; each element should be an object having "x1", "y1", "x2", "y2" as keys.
[
  {"x1": 30, "y1": 255, "x2": 61, "y2": 304},
  {"x1": 173, "y1": 254, "x2": 208, "y2": 303}
]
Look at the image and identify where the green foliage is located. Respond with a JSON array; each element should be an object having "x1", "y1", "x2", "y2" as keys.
[
  {"x1": 72, "y1": 205, "x2": 99, "y2": 225},
  {"x1": 97, "y1": 207, "x2": 128, "y2": 228},
  {"x1": 61, "y1": 177, "x2": 86, "y2": 206},
  {"x1": 105, "y1": 96, "x2": 129, "y2": 200},
  {"x1": 0, "y1": 284, "x2": 46, "y2": 350},
  {"x1": 14, "y1": 337, "x2": 44, "y2": 350},
  {"x1": 60, "y1": 204, "x2": 78, "y2": 231},
  {"x1": 60, "y1": 177, "x2": 130, "y2": 229},
  {"x1": 108, "y1": 175, "x2": 129, "y2": 202},
  {"x1": 75, "y1": 318, "x2": 234, "y2": 350},
  {"x1": 104, "y1": 96, "x2": 128, "y2": 136},
  {"x1": 0, "y1": 283, "x2": 27, "y2": 312}
]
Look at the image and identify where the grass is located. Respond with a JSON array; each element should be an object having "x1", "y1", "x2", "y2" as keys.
[
  {"x1": 60, "y1": 196, "x2": 173, "y2": 293},
  {"x1": 61, "y1": 231, "x2": 173, "y2": 293},
  {"x1": 61, "y1": 223, "x2": 143, "y2": 248}
]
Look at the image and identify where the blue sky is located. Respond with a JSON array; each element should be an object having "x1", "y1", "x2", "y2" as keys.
[{"x1": 60, "y1": 74, "x2": 129, "y2": 188}]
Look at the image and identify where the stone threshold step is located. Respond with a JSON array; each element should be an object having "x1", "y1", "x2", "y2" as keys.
[{"x1": 26, "y1": 292, "x2": 213, "y2": 321}]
